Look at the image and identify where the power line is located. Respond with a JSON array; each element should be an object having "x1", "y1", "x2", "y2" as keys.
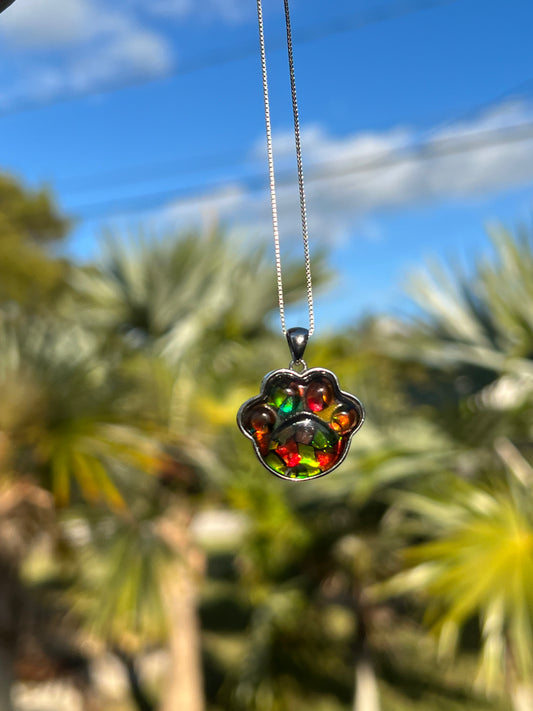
[
  {"x1": 58, "y1": 147, "x2": 250, "y2": 192},
  {"x1": 414, "y1": 77, "x2": 533, "y2": 145},
  {"x1": 0, "y1": 0, "x2": 455, "y2": 118},
  {"x1": 70, "y1": 120, "x2": 533, "y2": 221},
  {"x1": 54, "y1": 75, "x2": 533, "y2": 197}
]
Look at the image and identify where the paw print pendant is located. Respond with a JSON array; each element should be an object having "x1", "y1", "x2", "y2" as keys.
[{"x1": 237, "y1": 328, "x2": 365, "y2": 480}]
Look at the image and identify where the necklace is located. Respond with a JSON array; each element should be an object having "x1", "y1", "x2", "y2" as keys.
[{"x1": 237, "y1": 0, "x2": 365, "y2": 481}]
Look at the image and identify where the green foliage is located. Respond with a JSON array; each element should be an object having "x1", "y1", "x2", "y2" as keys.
[
  {"x1": 68, "y1": 508, "x2": 172, "y2": 651},
  {"x1": 0, "y1": 315, "x2": 158, "y2": 509},
  {"x1": 402, "y1": 228, "x2": 533, "y2": 376},
  {"x1": 73, "y1": 228, "x2": 324, "y2": 370},
  {"x1": 372, "y1": 226, "x2": 533, "y2": 708},
  {"x1": 375, "y1": 474, "x2": 533, "y2": 690},
  {"x1": 0, "y1": 173, "x2": 69, "y2": 244},
  {"x1": 0, "y1": 173, "x2": 70, "y2": 306},
  {"x1": 2, "y1": 171, "x2": 533, "y2": 711}
]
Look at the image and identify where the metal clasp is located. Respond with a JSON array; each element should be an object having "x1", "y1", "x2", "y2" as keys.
[{"x1": 286, "y1": 327, "x2": 309, "y2": 371}]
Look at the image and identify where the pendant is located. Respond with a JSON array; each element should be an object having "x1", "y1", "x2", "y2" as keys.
[{"x1": 237, "y1": 328, "x2": 365, "y2": 481}]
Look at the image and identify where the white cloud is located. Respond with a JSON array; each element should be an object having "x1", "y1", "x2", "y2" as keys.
[
  {"x1": 0, "y1": 0, "x2": 257, "y2": 110},
  {"x1": 1, "y1": 0, "x2": 132, "y2": 48},
  {"x1": 143, "y1": 0, "x2": 250, "y2": 23},
  {"x1": 159, "y1": 100, "x2": 533, "y2": 243},
  {"x1": 0, "y1": 0, "x2": 100, "y2": 47},
  {"x1": 67, "y1": 29, "x2": 172, "y2": 92},
  {"x1": 0, "y1": 0, "x2": 173, "y2": 105}
]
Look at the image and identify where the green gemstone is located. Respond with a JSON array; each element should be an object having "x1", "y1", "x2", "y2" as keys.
[
  {"x1": 264, "y1": 452, "x2": 285, "y2": 474},
  {"x1": 294, "y1": 471, "x2": 318, "y2": 479},
  {"x1": 269, "y1": 385, "x2": 301, "y2": 415},
  {"x1": 291, "y1": 457, "x2": 321, "y2": 478},
  {"x1": 280, "y1": 396, "x2": 297, "y2": 414},
  {"x1": 270, "y1": 391, "x2": 285, "y2": 408},
  {"x1": 298, "y1": 444, "x2": 318, "y2": 467},
  {"x1": 311, "y1": 428, "x2": 337, "y2": 450}
]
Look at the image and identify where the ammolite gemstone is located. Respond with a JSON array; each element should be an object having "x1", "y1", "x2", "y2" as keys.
[
  {"x1": 238, "y1": 367, "x2": 364, "y2": 481},
  {"x1": 306, "y1": 378, "x2": 333, "y2": 412}
]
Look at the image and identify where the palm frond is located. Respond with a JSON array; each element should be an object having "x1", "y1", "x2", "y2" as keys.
[{"x1": 374, "y1": 478, "x2": 533, "y2": 690}]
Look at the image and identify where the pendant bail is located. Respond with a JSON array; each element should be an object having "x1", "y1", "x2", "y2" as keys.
[{"x1": 286, "y1": 327, "x2": 309, "y2": 364}]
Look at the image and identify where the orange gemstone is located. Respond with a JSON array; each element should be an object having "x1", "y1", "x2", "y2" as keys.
[
  {"x1": 250, "y1": 407, "x2": 275, "y2": 433},
  {"x1": 255, "y1": 430, "x2": 270, "y2": 455},
  {"x1": 332, "y1": 409, "x2": 356, "y2": 433}
]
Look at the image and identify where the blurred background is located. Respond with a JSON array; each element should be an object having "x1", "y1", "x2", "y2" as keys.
[{"x1": 1, "y1": 0, "x2": 533, "y2": 709}]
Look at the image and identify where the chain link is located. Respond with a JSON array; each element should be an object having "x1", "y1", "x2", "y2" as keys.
[{"x1": 256, "y1": 0, "x2": 315, "y2": 337}]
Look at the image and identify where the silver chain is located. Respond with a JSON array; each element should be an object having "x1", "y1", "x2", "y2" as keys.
[{"x1": 256, "y1": 0, "x2": 315, "y2": 337}]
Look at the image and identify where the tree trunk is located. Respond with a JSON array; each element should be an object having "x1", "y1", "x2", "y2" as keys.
[
  {"x1": 510, "y1": 682, "x2": 533, "y2": 711},
  {"x1": 354, "y1": 654, "x2": 380, "y2": 711},
  {"x1": 0, "y1": 648, "x2": 14, "y2": 711},
  {"x1": 79, "y1": 687, "x2": 102, "y2": 711},
  {"x1": 113, "y1": 649, "x2": 154, "y2": 711},
  {"x1": 0, "y1": 556, "x2": 20, "y2": 711},
  {"x1": 352, "y1": 596, "x2": 380, "y2": 711},
  {"x1": 158, "y1": 504, "x2": 205, "y2": 711}
]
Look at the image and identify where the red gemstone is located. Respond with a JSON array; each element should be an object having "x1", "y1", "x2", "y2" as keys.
[
  {"x1": 276, "y1": 440, "x2": 300, "y2": 465},
  {"x1": 286, "y1": 453, "x2": 302, "y2": 468},
  {"x1": 317, "y1": 451, "x2": 336, "y2": 469},
  {"x1": 306, "y1": 379, "x2": 333, "y2": 413},
  {"x1": 276, "y1": 445, "x2": 289, "y2": 457}
]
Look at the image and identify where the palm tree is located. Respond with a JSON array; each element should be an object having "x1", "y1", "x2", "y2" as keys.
[
  {"x1": 396, "y1": 226, "x2": 533, "y2": 380},
  {"x1": 0, "y1": 172, "x2": 161, "y2": 709},
  {"x1": 372, "y1": 226, "x2": 533, "y2": 711},
  {"x1": 68, "y1": 227, "x2": 317, "y2": 711},
  {"x1": 375, "y1": 465, "x2": 533, "y2": 711},
  {"x1": 0, "y1": 311, "x2": 160, "y2": 709}
]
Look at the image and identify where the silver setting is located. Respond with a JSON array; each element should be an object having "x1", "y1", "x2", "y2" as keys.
[
  {"x1": 237, "y1": 367, "x2": 365, "y2": 482},
  {"x1": 286, "y1": 326, "x2": 309, "y2": 363},
  {"x1": 289, "y1": 359, "x2": 307, "y2": 373}
]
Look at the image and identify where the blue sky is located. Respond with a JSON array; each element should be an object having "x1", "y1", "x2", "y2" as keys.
[{"x1": 1, "y1": 0, "x2": 533, "y2": 331}]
